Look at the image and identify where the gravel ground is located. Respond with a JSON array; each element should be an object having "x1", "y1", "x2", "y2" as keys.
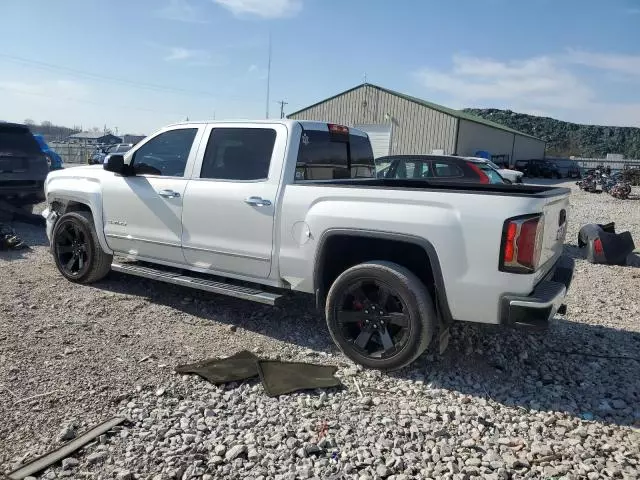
[{"x1": 1, "y1": 180, "x2": 639, "y2": 480}]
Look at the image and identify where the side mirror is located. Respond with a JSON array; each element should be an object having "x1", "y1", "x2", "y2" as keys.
[{"x1": 103, "y1": 154, "x2": 130, "y2": 175}]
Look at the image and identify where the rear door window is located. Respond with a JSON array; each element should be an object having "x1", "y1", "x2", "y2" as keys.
[
  {"x1": 295, "y1": 130, "x2": 375, "y2": 181},
  {"x1": 386, "y1": 158, "x2": 432, "y2": 179},
  {"x1": 433, "y1": 161, "x2": 464, "y2": 178},
  {"x1": 200, "y1": 128, "x2": 276, "y2": 180}
]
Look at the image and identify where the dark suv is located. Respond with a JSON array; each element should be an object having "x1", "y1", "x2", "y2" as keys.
[
  {"x1": 0, "y1": 123, "x2": 49, "y2": 204},
  {"x1": 517, "y1": 159, "x2": 562, "y2": 178}
]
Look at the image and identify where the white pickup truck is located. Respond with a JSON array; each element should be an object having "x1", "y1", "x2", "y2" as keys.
[{"x1": 42, "y1": 120, "x2": 574, "y2": 370}]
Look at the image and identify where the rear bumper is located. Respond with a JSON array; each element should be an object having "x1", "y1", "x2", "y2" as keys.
[{"x1": 500, "y1": 255, "x2": 574, "y2": 329}]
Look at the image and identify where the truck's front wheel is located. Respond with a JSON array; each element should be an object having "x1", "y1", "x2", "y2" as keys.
[
  {"x1": 52, "y1": 211, "x2": 113, "y2": 283},
  {"x1": 325, "y1": 261, "x2": 435, "y2": 371}
]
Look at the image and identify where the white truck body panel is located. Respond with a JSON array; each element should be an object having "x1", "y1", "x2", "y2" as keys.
[{"x1": 278, "y1": 184, "x2": 568, "y2": 323}]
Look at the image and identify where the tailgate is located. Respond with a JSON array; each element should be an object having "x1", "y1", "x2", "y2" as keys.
[
  {"x1": 538, "y1": 193, "x2": 569, "y2": 270},
  {"x1": 0, "y1": 154, "x2": 28, "y2": 173}
]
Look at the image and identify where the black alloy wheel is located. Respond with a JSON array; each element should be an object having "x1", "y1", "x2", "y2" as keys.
[
  {"x1": 51, "y1": 211, "x2": 113, "y2": 283},
  {"x1": 54, "y1": 219, "x2": 90, "y2": 278},
  {"x1": 325, "y1": 261, "x2": 435, "y2": 371},
  {"x1": 336, "y1": 279, "x2": 411, "y2": 360}
]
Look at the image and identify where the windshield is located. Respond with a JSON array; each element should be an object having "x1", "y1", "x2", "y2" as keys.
[{"x1": 486, "y1": 160, "x2": 501, "y2": 170}]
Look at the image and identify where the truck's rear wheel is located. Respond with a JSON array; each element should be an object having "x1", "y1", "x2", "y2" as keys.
[
  {"x1": 52, "y1": 211, "x2": 112, "y2": 283},
  {"x1": 325, "y1": 261, "x2": 435, "y2": 371}
]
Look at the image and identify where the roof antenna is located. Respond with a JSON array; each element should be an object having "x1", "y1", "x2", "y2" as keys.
[
  {"x1": 266, "y1": 33, "x2": 272, "y2": 119},
  {"x1": 363, "y1": 72, "x2": 367, "y2": 84}
]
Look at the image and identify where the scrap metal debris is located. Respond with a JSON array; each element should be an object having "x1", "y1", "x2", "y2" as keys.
[
  {"x1": 578, "y1": 222, "x2": 636, "y2": 265},
  {"x1": 7, "y1": 417, "x2": 126, "y2": 480},
  {"x1": 175, "y1": 350, "x2": 342, "y2": 397},
  {"x1": 0, "y1": 224, "x2": 27, "y2": 251}
]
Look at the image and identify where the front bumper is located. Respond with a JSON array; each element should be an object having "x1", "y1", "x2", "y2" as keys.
[
  {"x1": 42, "y1": 207, "x2": 58, "y2": 245},
  {"x1": 500, "y1": 255, "x2": 574, "y2": 329}
]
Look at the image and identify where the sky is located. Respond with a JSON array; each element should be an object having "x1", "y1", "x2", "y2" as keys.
[{"x1": 1, "y1": 0, "x2": 639, "y2": 134}]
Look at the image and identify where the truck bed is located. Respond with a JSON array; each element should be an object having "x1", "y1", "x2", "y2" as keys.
[{"x1": 298, "y1": 178, "x2": 570, "y2": 197}]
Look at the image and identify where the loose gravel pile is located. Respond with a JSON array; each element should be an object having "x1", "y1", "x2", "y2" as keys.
[{"x1": 1, "y1": 180, "x2": 639, "y2": 480}]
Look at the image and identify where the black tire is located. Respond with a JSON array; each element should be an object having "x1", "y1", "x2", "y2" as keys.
[
  {"x1": 325, "y1": 261, "x2": 435, "y2": 371},
  {"x1": 52, "y1": 211, "x2": 112, "y2": 283}
]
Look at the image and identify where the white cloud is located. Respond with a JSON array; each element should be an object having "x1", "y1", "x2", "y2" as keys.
[
  {"x1": 415, "y1": 54, "x2": 592, "y2": 110},
  {"x1": 157, "y1": 0, "x2": 208, "y2": 23},
  {"x1": 165, "y1": 47, "x2": 196, "y2": 61},
  {"x1": 163, "y1": 47, "x2": 222, "y2": 66},
  {"x1": 247, "y1": 64, "x2": 267, "y2": 79},
  {"x1": 565, "y1": 49, "x2": 640, "y2": 77},
  {"x1": 413, "y1": 53, "x2": 640, "y2": 127},
  {"x1": 212, "y1": 0, "x2": 302, "y2": 18}
]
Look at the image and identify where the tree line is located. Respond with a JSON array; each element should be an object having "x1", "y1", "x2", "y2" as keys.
[{"x1": 463, "y1": 109, "x2": 640, "y2": 159}]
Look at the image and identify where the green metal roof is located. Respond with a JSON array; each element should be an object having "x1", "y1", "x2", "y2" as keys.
[{"x1": 287, "y1": 83, "x2": 543, "y2": 141}]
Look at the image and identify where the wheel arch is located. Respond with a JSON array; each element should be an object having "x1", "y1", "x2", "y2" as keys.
[
  {"x1": 50, "y1": 196, "x2": 112, "y2": 255},
  {"x1": 313, "y1": 228, "x2": 452, "y2": 325}
]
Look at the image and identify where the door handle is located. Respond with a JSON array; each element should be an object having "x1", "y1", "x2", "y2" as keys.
[
  {"x1": 244, "y1": 196, "x2": 272, "y2": 207},
  {"x1": 158, "y1": 189, "x2": 180, "y2": 198}
]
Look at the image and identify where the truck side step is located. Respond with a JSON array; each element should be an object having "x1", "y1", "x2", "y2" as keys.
[{"x1": 111, "y1": 262, "x2": 284, "y2": 306}]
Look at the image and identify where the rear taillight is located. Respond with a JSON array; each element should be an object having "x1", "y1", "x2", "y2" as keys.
[
  {"x1": 500, "y1": 214, "x2": 544, "y2": 273},
  {"x1": 465, "y1": 161, "x2": 490, "y2": 184},
  {"x1": 593, "y1": 238, "x2": 604, "y2": 254}
]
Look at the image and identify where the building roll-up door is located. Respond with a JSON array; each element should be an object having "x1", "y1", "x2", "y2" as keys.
[{"x1": 354, "y1": 124, "x2": 392, "y2": 159}]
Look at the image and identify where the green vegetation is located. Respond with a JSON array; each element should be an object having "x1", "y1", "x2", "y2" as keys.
[{"x1": 463, "y1": 108, "x2": 640, "y2": 159}]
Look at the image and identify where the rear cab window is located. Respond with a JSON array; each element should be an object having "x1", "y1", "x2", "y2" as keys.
[{"x1": 295, "y1": 127, "x2": 375, "y2": 181}]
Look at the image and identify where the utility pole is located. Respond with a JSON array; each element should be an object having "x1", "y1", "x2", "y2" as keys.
[
  {"x1": 277, "y1": 100, "x2": 288, "y2": 119},
  {"x1": 265, "y1": 33, "x2": 272, "y2": 119}
]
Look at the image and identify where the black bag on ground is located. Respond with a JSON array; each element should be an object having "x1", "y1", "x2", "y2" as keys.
[{"x1": 578, "y1": 223, "x2": 635, "y2": 265}]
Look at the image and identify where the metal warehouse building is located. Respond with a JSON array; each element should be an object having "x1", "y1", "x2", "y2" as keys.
[{"x1": 287, "y1": 83, "x2": 545, "y2": 165}]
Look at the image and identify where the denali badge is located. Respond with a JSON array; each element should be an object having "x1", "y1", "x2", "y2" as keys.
[{"x1": 108, "y1": 220, "x2": 127, "y2": 226}]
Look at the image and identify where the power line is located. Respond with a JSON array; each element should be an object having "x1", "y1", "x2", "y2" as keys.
[
  {"x1": 0, "y1": 84, "x2": 187, "y2": 117},
  {"x1": 0, "y1": 53, "x2": 218, "y2": 98}
]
